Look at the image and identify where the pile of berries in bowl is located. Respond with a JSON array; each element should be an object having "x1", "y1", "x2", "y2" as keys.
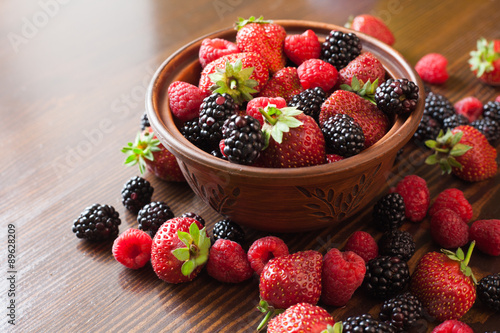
[{"x1": 146, "y1": 18, "x2": 424, "y2": 232}]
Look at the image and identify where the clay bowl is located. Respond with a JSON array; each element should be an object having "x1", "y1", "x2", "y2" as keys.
[{"x1": 146, "y1": 20, "x2": 425, "y2": 233}]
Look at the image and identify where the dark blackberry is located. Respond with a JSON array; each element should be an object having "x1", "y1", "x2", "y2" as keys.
[
  {"x1": 288, "y1": 87, "x2": 327, "y2": 122},
  {"x1": 212, "y1": 219, "x2": 245, "y2": 244},
  {"x1": 483, "y1": 100, "x2": 500, "y2": 122},
  {"x1": 477, "y1": 273, "x2": 500, "y2": 311},
  {"x1": 379, "y1": 292, "x2": 424, "y2": 331},
  {"x1": 471, "y1": 118, "x2": 500, "y2": 143},
  {"x1": 121, "y1": 176, "x2": 154, "y2": 214},
  {"x1": 321, "y1": 30, "x2": 362, "y2": 70},
  {"x1": 342, "y1": 313, "x2": 396, "y2": 333},
  {"x1": 364, "y1": 256, "x2": 410, "y2": 299},
  {"x1": 373, "y1": 193, "x2": 406, "y2": 231},
  {"x1": 222, "y1": 114, "x2": 265, "y2": 165},
  {"x1": 141, "y1": 111, "x2": 150, "y2": 130},
  {"x1": 137, "y1": 201, "x2": 174, "y2": 236},
  {"x1": 378, "y1": 229, "x2": 416, "y2": 261},
  {"x1": 180, "y1": 117, "x2": 210, "y2": 151},
  {"x1": 180, "y1": 212, "x2": 206, "y2": 226},
  {"x1": 423, "y1": 92, "x2": 455, "y2": 125},
  {"x1": 72, "y1": 204, "x2": 121, "y2": 241},
  {"x1": 375, "y1": 78, "x2": 420, "y2": 116},
  {"x1": 321, "y1": 114, "x2": 365, "y2": 157},
  {"x1": 442, "y1": 113, "x2": 469, "y2": 131},
  {"x1": 413, "y1": 114, "x2": 441, "y2": 146},
  {"x1": 199, "y1": 93, "x2": 238, "y2": 151}
]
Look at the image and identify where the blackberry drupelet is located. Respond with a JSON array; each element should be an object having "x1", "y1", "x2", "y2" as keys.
[
  {"x1": 443, "y1": 113, "x2": 469, "y2": 131},
  {"x1": 477, "y1": 273, "x2": 500, "y2": 311},
  {"x1": 373, "y1": 193, "x2": 406, "y2": 231},
  {"x1": 181, "y1": 212, "x2": 206, "y2": 226},
  {"x1": 423, "y1": 92, "x2": 455, "y2": 125},
  {"x1": 378, "y1": 229, "x2": 416, "y2": 261},
  {"x1": 288, "y1": 87, "x2": 327, "y2": 122},
  {"x1": 342, "y1": 313, "x2": 396, "y2": 333},
  {"x1": 379, "y1": 292, "x2": 424, "y2": 331},
  {"x1": 413, "y1": 114, "x2": 441, "y2": 146},
  {"x1": 212, "y1": 219, "x2": 245, "y2": 244},
  {"x1": 483, "y1": 100, "x2": 500, "y2": 122},
  {"x1": 321, "y1": 30, "x2": 362, "y2": 70},
  {"x1": 137, "y1": 201, "x2": 174, "y2": 236},
  {"x1": 199, "y1": 93, "x2": 238, "y2": 152},
  {"x1": 72, "y1": 204, "x2": 121, "y2": 241},
  {"x1": 180, "y1": 117, "x2": 210, "y2": 151},
  {"x1": 471, "y1": 118, "x2": 500, "y2": 143},
  {"x1": 364, "y1": 256, "x2": 410, "y2": 299},
  {"x1": 321, "y1": 114, "x2": 365, "y2": 157},
  {"x1": 222, "y1": 114, "x2": 265, "y2": 165},
  {"x1": 375, "y1": 78, "x2": 420, "y2": 115},
  {"x1": 141, "y1": 111, "x2": 150, "y2": 130},
  {"x1": 121, "y1": 176, "x2": 154, "y2": 214}
]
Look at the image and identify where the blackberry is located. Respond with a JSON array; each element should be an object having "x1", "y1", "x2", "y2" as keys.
[
  {"x1": 378, "y1": 229, "x2": 416, "y2": 261},
  {"x1": 321, "y1": 114, "x2": 365, "y2": 157},
  {"x1": 222, "y1": 114, "x2": 265, "y2": 165},
  {"x1": 72, "y1": 204, "x2": 121, "y2": 241},
  {"x1": 199, "y1": 93, "x2": 238, "y2": 151},
  {"x1": 375, "y1": 78, "x2": 420, "y2": 115},
  {"x1": 137, "y1": 201, "x2": 174, "y2": 236},
  {"x1": 471, "y1": 118, "x2": 500, "y2": 143},
  {"x1": 413, "y1": 114, "x2": 441, "y2": 146},
  {"x1": 140, "y1": 111, "x2": 150, "y2": 130},
  {"x1": 121, "y1": 176, "x2": 154, "y2": 214},
  {"x1": 288, "y1": 87, "x2": 327, "y2": 122},
  {"x1": 423, "y1": 92, "x2": 455, "y2": 125},
  {"x1": 477, "y1": 273, "x2": 500, "y2": 311},
  {"x1": 379, "y1": 292, "x2": 424, "y2": 331},
  {"x1": 321, "y1": 30, "x2": 362, "y2": 70},
  {"x1": 373, "y1": 193, "x2": 406, "y2": 231},
  {"x1": 212, "y1": 219, "x2": 245, "y2": 244},
  {"x1": 443, "y1": 113, "x2": 469, "y2": 131},
  {"x1": 483, "y1": 100, "x2": 500, "y2": 122},
  {"x1": 364, "y1": 256, "x2": 410, "y2": 299},
  {"x1": 180, "y1": 117, "x2": 209, "y2": 151},
  {"x1": 180, "y1": 212, "x2": 206, "y2": 226},
  {"x1": 342, "y1": 313, "x2": 396, "y2": 333}
]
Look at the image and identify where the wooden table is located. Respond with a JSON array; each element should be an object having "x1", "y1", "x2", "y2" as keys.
[{"x1": 1, "y1": 0, "x2": 499, "y2": 331}]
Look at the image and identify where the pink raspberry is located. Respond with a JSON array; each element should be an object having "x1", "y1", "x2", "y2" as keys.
[
  {"x1": 297, "y1": 58, "x2": 338, "y2": 91},
  {"x1": 454, "y1": 96, "x2": 483, "y2": 122},
  {"x1": 415, "y1": 53, "x2": 449, "y2": 84},
  {"x1": 246, "y1": 96, "x2": 287, "y2": 127},
  {"x1": 321, "y1": 248, "x2": 366, "y2": 306},
  {"x1": 343, "y1": 231, "x2": 378, "y2": 263},
  {"x1": 112, "y1": 228, "x2": 152, "y2": 269},
  {"x1": 431, "y1": 319, "x2": 474, "y2": 333},
  {"x1": 284, "y1": 29, "x2": 321, "y2": 66},
  {"x1": 167, "y1": 81, "x2": 206, "y2": 122},
  {"x1": 495, "y1": 95, "x2": 500, "y2": 103},
  {"x1": 429, "y1": 188, "x2": 473, "y2": 224},
  {"x1": 394, "y1": 175, "x2": 430, "y2": 222},
  {"x1": 469, "y1": 219, "x2": 500, "y2": 256},
  {"x1": 247, "y1": 236, "x2": 289, "y2": 275},
  {"x1": 206, "y1": 239, "x2": 253, "y2": 283},
  {"x1": 198, "y1": 38, "x2": 239, "y2": 68},
  {"x1": 326, "y1": 154, "x2": 344, "y2": 163},
  {"x1": 430, "y1": 209, "x2": 469, "y2": 249}
]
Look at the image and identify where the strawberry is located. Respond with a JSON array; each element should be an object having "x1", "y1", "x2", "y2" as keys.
[
  {"x1": 469, "y1": 38, "x2": 500, "y2": 86},
  {"x1": 198, "y1": 38, "x2": 239, "y2": 68},
  {"x1": 235, "y1": 16, "x2": 286, "y2": 74},
  {"x1": 338, "y1": 52, "x2": 386, "y2": 87},
  {"x1": 410, "y1": 243, "x2": 477, "y2": 321},
  {"x1": 112, "y1": 228, "x2": 152, "y2": 269},
  {"x1": 346, "y1": 14, "x2": 395, "y2": 46},
  {"x1": 246, "y1": 96, "x2": 287, "y2": 127},
  {"x1": 267, "y1": 303, "x2": 337, "y2": 333},
  {"x1": 258, "y1": 67, "x2": 304, "y2": 103},
  {"x1": 319, "y1": 89, "x2": 390, "y2": 148},
  {"x1": 284, "y1": 29, "x2": 321, "y2": 66},
  {"x1": 150, "y1": 217, "x2": 210, "y2": 283},
  {"x1": 122, "y1": 128, "x2": 185, "y2": 182},
  {"x1": 199, "y1": 52, "x2": 269, "y2": 104}
]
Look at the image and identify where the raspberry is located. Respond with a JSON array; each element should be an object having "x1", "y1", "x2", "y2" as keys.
[
  {"x1": 246, "y1": 96, "x2": 287, "y2": 127},
  {"x1": 469, "y1": 219, "x2": 500, "y2": 256},
  {"x1": 112, "y1": 228, "x2": 152, "y2": 269},
  {"x1": 321, "y1": 248, "x2": 366, "y2": 306},
  {"x1": 415, "y1": 53, "x2": 449, "y2": 84},
  {"x1": 431, "y1": 320, "x2": 474, "y2": 333},
  {"x1": 247, "y1": 236, "x2": 289, "y2": 275},
  {"x1": 454, "y1": 96, "x2": 483, "y2": 122},
  {"x1": 326, "y1": 154, "x2": 344, "y2": 163},
  {"x1": 284, "y1": 29, "x2": 321, "y2": 66},
  {"x1": 297, "y1": 58, "x2": 338, "y2": 91},
  {"x1": 198, "y1": 38, "x2": 239, "y2": 68},
  {"x1": 167, "y1": 81, "x2": 206, "y2": 122},
  {"x1": 206, "y1": 239, "x2": 253, "y2": 283},
  {"x1": 394, "y1": 175, "x2": 430, "y2": 222},
  {"x1": 430, "y1": 208, "x2": 469, "y2": 249},
  {"x1": 496, "y1": 95, "x2": 500, "y2": 103},
  {"x1": 343, "y1": 231, "x2": 378, "y2": 262},
  {"x1": 429, "y1": 188, "x2": 473, "y2": 224}
]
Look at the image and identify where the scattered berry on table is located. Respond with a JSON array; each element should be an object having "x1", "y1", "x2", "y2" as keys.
[
  {"x1": 443, "y1": 113, "x2": 469, "y2": 131},
  {"x1": 284, "y1": 29, "x2": 321, "y2": 66},
  {"x1": 363, "y1": 255, "x2": 410, "y2": 299},
  {"x1": 296, "y1": 58, "x2": 338, "y2": 91},
  {"x1": 468, "y1": 37, "x2": 500, "y2": 86},
  {"x1": 431, "y1": 319, "x2": 474, "y2": 333},
  {"x1": 247, "y1": 236, "x2": 289, "y2": 275},
  {"x1": 343, "y1": 230, "x2": 378, "y2": 263},
  {"x1": 266, "y1": 303, "x2": 336, "y2": 333},
  {"x1": 346, "y1": 14, "x2": 395, "y2": 46},
  {"x1": 469, "y1": 219, "x2": 500, "y2": 256},
  {"x1": 483, "y1": 100, "x2": 500, "y2": 122},
  {"x1": 375, "y1": 78, "x2": 419, "y2": 115},
  {"x1": 320, "y1": 30, "x2": 362, "y2": 70},
  {"x1": 258, "y1": 67, "x2": 304, "y2": 102},
  {"x1": 112, "y1": 228, "x2": 152, "y2": 269},
  {"x1": 72, "y1": 203, "x2": 121, "y2": 241},
  {"x1": 246, "y1": 96, "x2": 287, "y2": 127},
  {"x1": 413, "y1": 114, "x2": 441, "y2": 145},
  {"x1": 423, "y1": 92, "x2": 456, "y2": 125},
  {"x1": 415, "y1": 53, "x2": 449, "y2": 84},
  {"x1": 212, "y1": 219, "x2": 245, "y2": 244},
  {"x1": 471, "y1": 117, "x2": 500, "y2": 143},
  {"x1": 206, "y1": 239, "x2": 253, "y2": 283},
  {"x1": 379, "y1": 292, "x2": 423, "y2": 331},
  {"x1": 221, "y1": 114, "x2": 265, "y2": 165},
  {"x1": 180, "y1": 212, "x2": 206, "y2": 226},
  {"x1": 430, "y1": 208, "x2": 469, "y2": 249},
  {"x1": 342, "y1": 313, "x2": 396, "y2": 333},
  {"x1": 429, "y1": 188, "x2": 473, "y2": 224},
  {"x1": 198, "y1": 37, "x2": 239, "y2": 68},
  {"x1": 477, "y1": 273, "x2": 500, "y2": 311},
  {"x1": 454, "y1": 96, "x2": 483, "y2": 122},
  {"x1": 394, "y1": 174, "x2": 430, "y2": 223},
  {"x1": 137, "y1": 201, "x2": 174, "y2": 236},
  {"x1": 321, "y1": 113, "x2": 365, "y2": 157},
  {"x1": 288, "y1": 87, "x2": 327, "y2": 122},
  {"x1": 121, "y1": 176, "x2": 154, "y2": 214},
  {"x1": 167, "y1": 81, "x2": 206, "y2": 122},
  {"x1": 140, "y1": 111, "x2": 150, "y2": 130},
  {"x1": 378, "y1": 229, "x2": 416, "y2": 261},
  {"x1": 339, "y1": 52, "x2": 386, "y2": 87},
  {"x1": 372, "y1": 192, "x2": 406, "y2": 231}
]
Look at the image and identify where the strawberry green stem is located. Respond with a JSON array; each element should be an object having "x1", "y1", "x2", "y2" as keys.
[{"x1": 463, "y1": 240, "x2": 475, "y2": 266}]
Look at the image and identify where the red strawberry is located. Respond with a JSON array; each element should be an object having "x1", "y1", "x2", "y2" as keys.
[
  {"x1": 284, "y1": 29, "x2": 321, "y2": 66},
  {"x1": 343, "y1": 231, "x2": 378, "y2": 263},
  {"x1": 429, "y1": 188, "x2": 473, "y2": 224},
  {"x1": 432, "y1": 319, "x2": 474, "y2": 333},
  {"x1": 258, "y1": 67, "x2": 304, "y2": 102},
  {"x1": 167, "y1": 81, "x2": 206, "y2": 122},
  {"x1": 338, "y1": 52, "x2": 386, "y2": 87},
  {"x1": 150, "y1": 217, "x2": 210, "y2": 283},
  {"x1": 454, "y1": 96, "x2": 483, "y2": 122},
  {"x1": 347, "y1": 14, "x2": 395, "y2": 46},
  {"x1": 247, "y1": 236, "x2": 289, "y2": 275},
  {"x1": 198, "y1": 38, "x2": 239, "y2": 68},
  {"x1": 415, "y1": 53, "x2": 449, "y2": 85},
  {"x1": 112, "y1": 228, "x2": 152, "y2": 269},
  {"x1": 297, "y1": 59, "x2": 338, "y2": 91},
  {"x1": 410, "y1": 243, "x2": 477, "y2": 321},
  {"x1": 122, "y1": 128, "x2": 185, "y2": 182},
  {"x1": 469, "y1": 38, "x2": 500, "y2": 86},
  {"x1": 235, "y1": 16, "x2": 286, "y2": 74},
  {"x1": 430, "y1": 208, "x2": 469, "y2": 249},
  {"x1": 267, "y1": 303, "x2": 336, "y2": 333},
  {"x1": 469, "y1": 219, "x2": 500, "y2": 256},
  {"x1": 246, "y1": 96, "x2": 287, "y2": 127},
  {"x1": 321, "y1": 248, "x2": 366, "y2": 307},
  {"x1": 394, "y1": 175, "x2": 430, "y2": 222},
  {"x1": 206, "y1": 239, "x2": 253, "y2": 283},
  {"x1": 320, "y1": 89, "x2": 390, "y2": 148}
]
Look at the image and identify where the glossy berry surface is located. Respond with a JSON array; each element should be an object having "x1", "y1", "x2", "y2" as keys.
[
  {"x1": 72, "y1": 204, "x2": 121, "y2": 241},
  {"x1": 137, "y1": 201, "x2": 174, "y2": 236}
]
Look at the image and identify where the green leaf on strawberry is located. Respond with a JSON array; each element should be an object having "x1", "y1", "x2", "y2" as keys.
[
  {"x1": 235, "y1": 16, "x2": 273, "y2": 30},
  {"x1": 424, "y1": 128, "x2": 472, "y2": 174},
  {"x1": 441, "y1": 241, "x2": 477, "y2": 284},
  {"x1": 340, "y1": 75, "x2": 379, "y2": 104},
  {"x1": 260, "y1": 104, "x2": 304, "y2": 144},
  {"x1": 208, "y1": 59, "x2": 258, "y2": 104},
  {"x1": 171, "y1": 222, "x2": 211, "y2": 277},
  {"x1": 469, "y1": 38, "x2": 500, "y2": 78},
  {"x1": 121, "y1": 131, "x2": 162, "y2": 174}
]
